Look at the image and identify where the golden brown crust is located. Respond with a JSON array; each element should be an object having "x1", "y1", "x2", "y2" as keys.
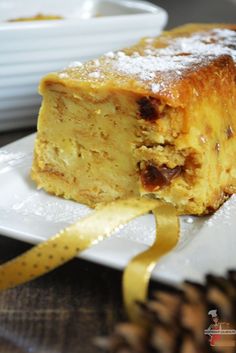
[{"x1": 32, "y1": 23, "x2": 236, "y2": 215}]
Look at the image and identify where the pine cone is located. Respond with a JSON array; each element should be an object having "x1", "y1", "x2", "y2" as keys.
[{"x1": 96, "y1": 271, "x2": 236, "y2": 353}]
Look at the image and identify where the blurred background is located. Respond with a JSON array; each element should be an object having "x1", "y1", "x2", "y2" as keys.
[{"x1": 152, "y1": 0, "x2": 236, "y2": 28}]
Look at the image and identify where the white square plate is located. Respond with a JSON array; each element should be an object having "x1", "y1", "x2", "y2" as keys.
[{"x1": 0, "y1": 134, "x2": 236, "y2": 285}]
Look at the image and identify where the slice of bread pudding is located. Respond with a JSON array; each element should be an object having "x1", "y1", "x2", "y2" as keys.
[{"x1": 31, "y1": 24, "x2": 236, "y2": 215}]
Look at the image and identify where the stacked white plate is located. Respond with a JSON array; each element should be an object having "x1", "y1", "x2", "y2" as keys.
[{"x1": 0, "y1": 0, "x2": 168, "y2": 131}]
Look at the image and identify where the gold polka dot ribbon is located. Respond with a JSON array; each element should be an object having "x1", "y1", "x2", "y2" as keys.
[
  {"x1": 0, "y1": 198, "x2": 179, "y2": 322},
  {"x1": 123, "y1": 201, "x2": 179, "y2": 322}
]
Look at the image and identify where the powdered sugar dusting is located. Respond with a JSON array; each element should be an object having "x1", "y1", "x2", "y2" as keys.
[
  {"x1": 104, "y1": 51, "x2": 115, "y2": 58},
  {"x1": 113, "y1": 55, "x2": 198, "y2": 81},
  {"x1": 117, "y1": 51, "x2": 126, "y2": 58},
  {"x1": 58, "y1": 72, "x2": 69, "y2": 79},
  {"x1": 151, "y1": 83, "x2": 161, "y2": 93},
  {"x1": 68, "y1": 61, "x2": 83, "y2": 68},
  {"x1": 88, "y1": 71, "x2": 101, "y2": 79},
  {"x1": 92, "y1": 59, "x2": 100, "y2": 67},
  {"x1": 145, "y1": 37, "x2": 155, "y2": 44},
  {"x1": 108, "y1": 28, "x2": 236, "y2": 93}
]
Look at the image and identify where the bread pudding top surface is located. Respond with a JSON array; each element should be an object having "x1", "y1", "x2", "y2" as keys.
[{"x1": 41, "y1": 23, "x2": 236, "y2": 107}]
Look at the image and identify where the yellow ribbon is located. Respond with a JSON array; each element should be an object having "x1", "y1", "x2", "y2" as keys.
[
  {"x1": 123, "y1": 201, "x2": 179, "y2": 322},
  {"x1": 0, "y1": 198, "x2": 179, "y2": 322}
]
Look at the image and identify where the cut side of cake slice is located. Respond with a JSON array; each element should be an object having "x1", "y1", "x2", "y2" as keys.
[{"x1": 31, "y1": 23, "x2": 236, "y2": 215}]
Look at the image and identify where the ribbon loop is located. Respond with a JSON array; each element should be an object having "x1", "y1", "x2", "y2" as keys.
[{"x1": 122, "y1": 201, "x2": 179, "y2": 323}]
